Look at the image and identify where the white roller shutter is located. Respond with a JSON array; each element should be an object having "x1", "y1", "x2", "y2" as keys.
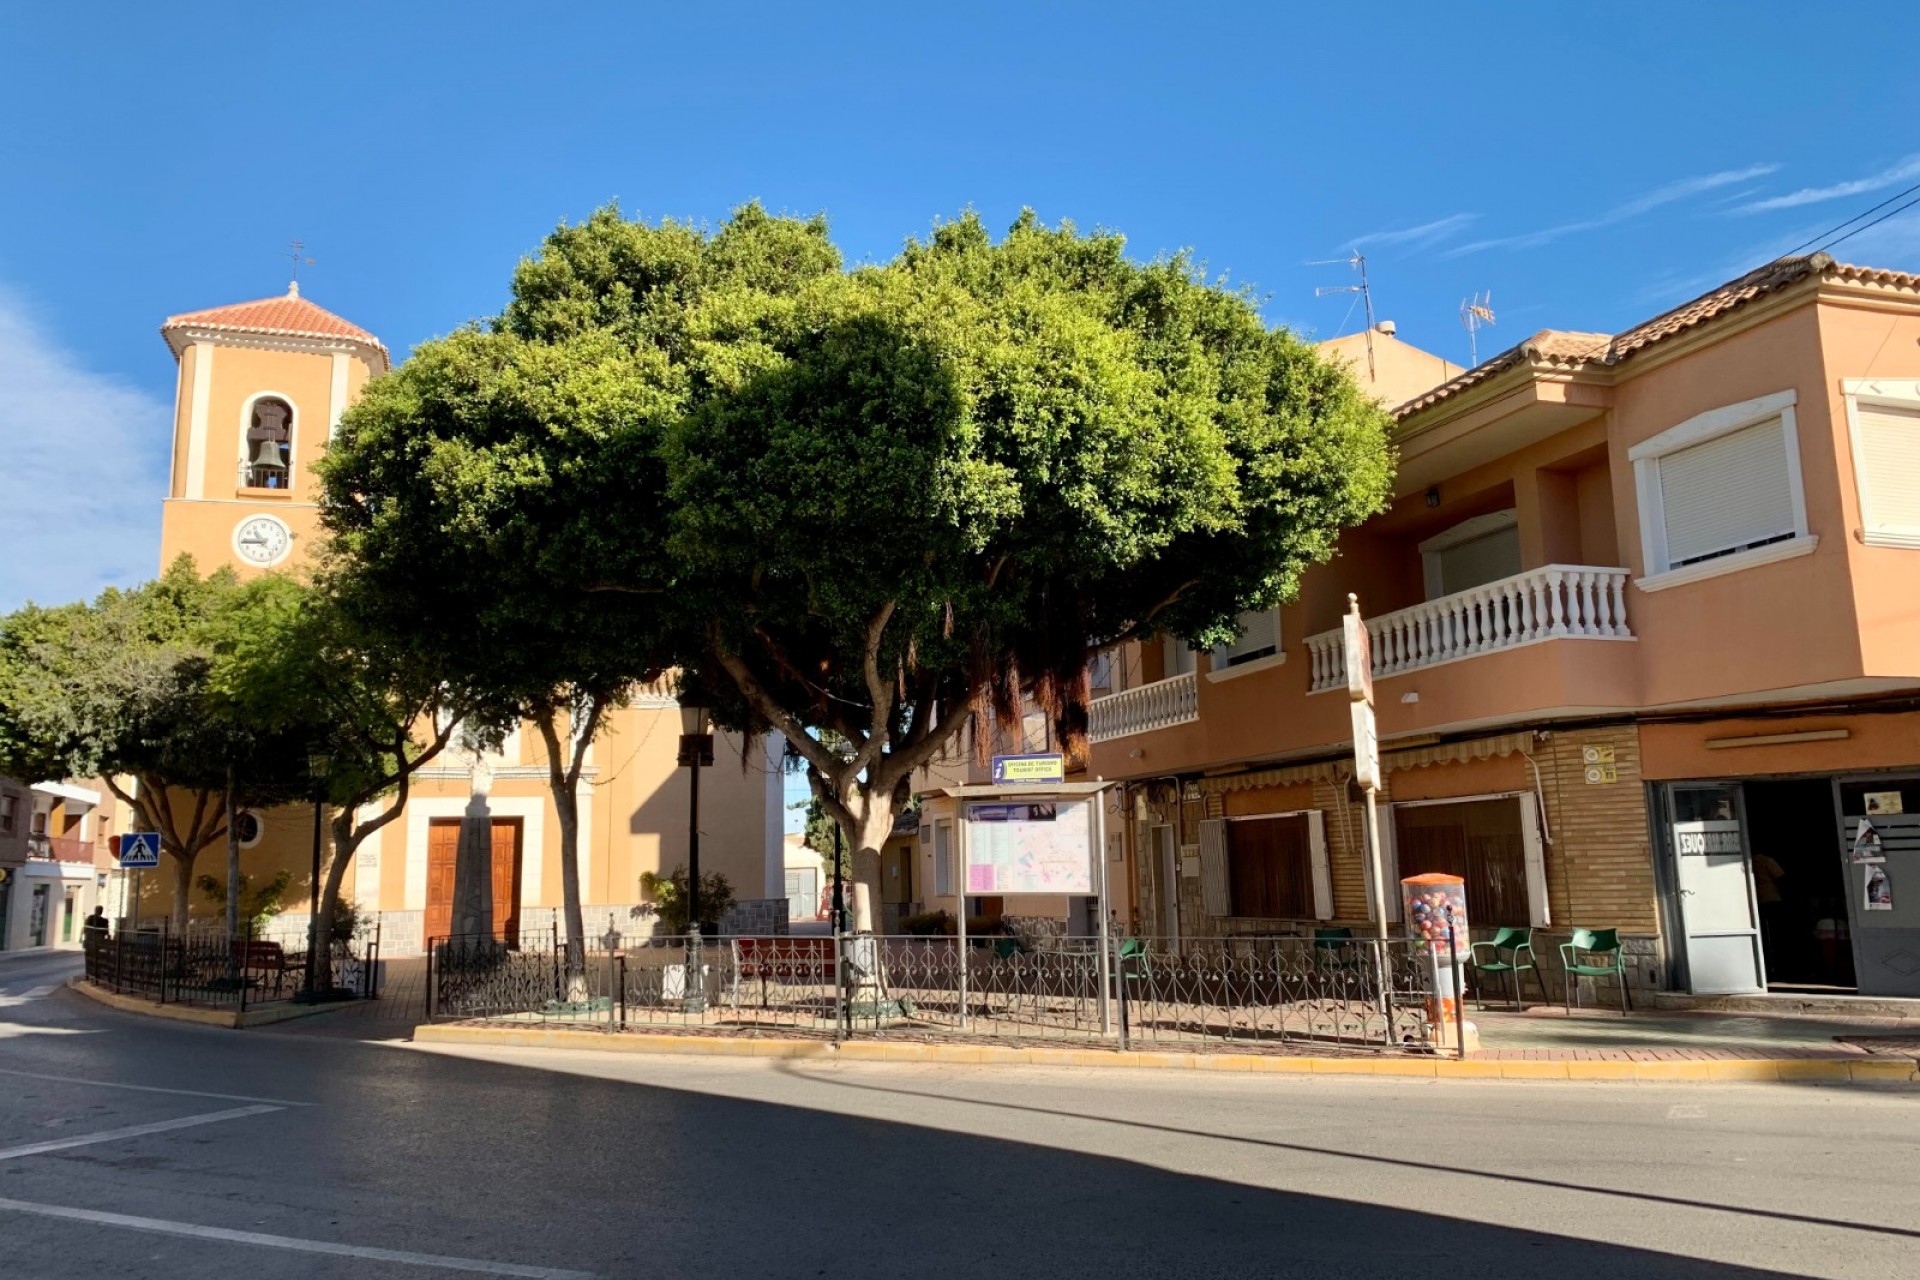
[
  {"x1": 1658, "y1": 416, "x2": 1795, "y2": 567},
  {"x1": 1198, "y1": 818, "x2": 1230, "y2": 918},
  {"x1": 1856, "y1": 402, "x2": 1920, "y2": 543},
  {"x1": 1307, "y1": 810, "x2": 1333, "y2": 920}
]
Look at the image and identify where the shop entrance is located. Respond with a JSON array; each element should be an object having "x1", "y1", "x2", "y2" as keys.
[{"x1": 1743, "y1": 779, "x2": 1853, "y2": 991}]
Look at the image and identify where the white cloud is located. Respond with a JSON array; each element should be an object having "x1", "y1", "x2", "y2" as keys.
[
  {"x1": 0, "y1": 287, "x2": 167, "y2": 611},
  {"x1": 1343, "y1": 213, "x2": 1477, "y2": 253},
  {"x1": 1733, "y1": 154, "x2": 1920, "y2": 214},
  {"x1": 1442, "y1": 164, "x2": 1781, "y2": 258}
]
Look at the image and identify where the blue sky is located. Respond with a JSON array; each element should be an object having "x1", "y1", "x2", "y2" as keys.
[{"x1": 3, "y1": 0, "x2": 1917, "y2": 642}]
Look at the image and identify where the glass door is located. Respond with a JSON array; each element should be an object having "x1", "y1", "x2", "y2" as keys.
[{"x1": 1668, "y1": 784, "x2": 1764, "y2": 993}]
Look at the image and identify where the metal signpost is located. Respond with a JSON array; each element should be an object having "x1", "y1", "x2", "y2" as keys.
[{"x1": 118, "y1": 833, "x2": 161, "y2": 926}]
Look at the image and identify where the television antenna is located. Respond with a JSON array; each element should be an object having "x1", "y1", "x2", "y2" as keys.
[
  {"x1": 286, "y1": 239, "x2": 316, "y2": 295},
  {"x1": 1311, "y1": 252, "x2": 1376, "y2": 381},
  {"x1": 1460, "y1": 292, "x2": 1495, "y2": 366}
]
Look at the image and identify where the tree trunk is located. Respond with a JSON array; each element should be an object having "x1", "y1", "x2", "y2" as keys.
[
  {"x1": 168, "y1": 847, "x2": 197, "y2": 935},
  {"x1": 535, "y1": 710, "x2": 591, "y2": 1004},
  {"x1": 554, "y1": 784, "x2": 589, "y2": 1003},
  {"x1": 842, "y1": 794, "x2": 898, "y2": 935},
  {"x1": 224, "y1": 767, "x2": 239, "y2": 976}
]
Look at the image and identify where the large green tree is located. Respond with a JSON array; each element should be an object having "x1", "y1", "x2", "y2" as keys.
[
  {"x1": 202, "y1": 573, "x2": 463, "y2": 967},
  {"x1": 318, "y1": 319, "x2": 672, "y2": 986},
  {"x1": 0, "y1": 559, "x2": 308, "y2": 929},
  {"x1": 489, "y1": 204, "x2": 1394, "y2": 930}
]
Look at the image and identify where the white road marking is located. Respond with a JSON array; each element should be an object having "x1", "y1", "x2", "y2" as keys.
[
  {"x1": 0, "y1": 1196, "x2": 596, "y2": 1279},
  {"x1": 1667, "y1": 1104, "x2": 1707, "y2": 1119},
  {"x1": 0, "y1": 1104, "x2": 281, "y2": 1161},
  {"x1": 0, "y1": 1067, "x2": 314, "y2": 1106}
]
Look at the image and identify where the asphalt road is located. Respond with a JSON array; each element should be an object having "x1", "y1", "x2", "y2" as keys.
[{"x1": 1, "y1": 951, "x2": 1916, "y2": 1279}]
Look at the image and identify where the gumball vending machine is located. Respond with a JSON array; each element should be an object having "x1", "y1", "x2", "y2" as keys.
[{"x1": 1401, "y1": 873, "x2": 1474, "y2": 1053}]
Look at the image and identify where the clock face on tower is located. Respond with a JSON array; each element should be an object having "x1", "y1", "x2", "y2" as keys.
[{"x1": 232, "y1": 515, "x2": 293, "y2": 567}]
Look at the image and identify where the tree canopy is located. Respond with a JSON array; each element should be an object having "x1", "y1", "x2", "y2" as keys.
[
  {"x1": 0, "y1": 558, "x2": 310, "y2": 925},
  {"x1": 322, "y1": 201, "x2": 1395, "y2": 929}
]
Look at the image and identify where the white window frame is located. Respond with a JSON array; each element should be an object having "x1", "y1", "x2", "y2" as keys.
[
  {"x1": 235, "y1": 809, "x2": 265, "y2": 849},
  {"x1": 1161, "y1": 634, "x2": 1197, "y2": 679},
  {"x1": 238, "y1": 391, "x2": 299, "y2": 492},
  {"x1": 1842, "y1": 378, "x2": 1920, "y2": 549},
  {"x1": 1629, "y1": 389, "x2": 1816, "y2": 592},
  {"x1": 1215, "y1": 809, "x2": 1332, "y2": 920},
  {"x1": 1418, "y1": 509, "x2": 1519, "y2": 600},
  {"x1": 1390, "y1": 790, "x2": 1550, "y2": 927},
  {"x1": 1207, "y1": 607, "x2": 1286, "y2": 681}
]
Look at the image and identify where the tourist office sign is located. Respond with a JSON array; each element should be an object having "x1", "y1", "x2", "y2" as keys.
[{"x1": 990, "y1": 753, "x2": 1066, "y2": 784}]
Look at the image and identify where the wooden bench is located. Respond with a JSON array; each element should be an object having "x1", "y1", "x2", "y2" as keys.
[
  {"x1": 733, "y1": 937, "x2": 836, "y2": 1007},
  {"x1": 232, "y1": 940, "x2": 302, "y2": 996}
]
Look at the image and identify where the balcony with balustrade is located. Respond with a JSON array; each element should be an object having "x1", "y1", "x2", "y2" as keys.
[
  {"x1": 1304, "y1": 564, "x2": 1634, "y2": 693},
  {"x1": 1087, "y1": 670, "x2": 1200, "y2": 744}
]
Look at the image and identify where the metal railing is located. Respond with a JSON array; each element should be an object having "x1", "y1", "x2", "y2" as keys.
[
  {"x1": 1307, "y1": 564, "x2": 1633, "y2": 692},
  {"x1": 82, "y1": 919, "x2": 382, "y2": 1010},
  {"x1": 1087, "y1": 671, "x2": 1200, "y2": 743},
  {"x1": 425, "y1": 931, "x2": 1451, "y2": 1053}
]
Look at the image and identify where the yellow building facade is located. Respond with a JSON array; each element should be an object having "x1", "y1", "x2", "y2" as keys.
[{"x1": 143, "y1": 287, "x2": 784, "y2": 953}]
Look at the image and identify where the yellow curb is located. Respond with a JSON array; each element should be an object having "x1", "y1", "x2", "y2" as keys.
[
  {"x1": 406, "y1": 1024, "x2": 1917, "y2": 1086},
  {"x1": 1497, "y1": 1062, "x2": 1568, "y2": 1080},
  {"x1": 1643, "y1": 1060, "x2": 1712, "y2": 1081},
  {"x1": 1849, "y1": 1060, "x2": 1919, "y2": 1083},
  {"x1": 1564, "y1": 1061, "x2": 1640, "y2": 1081},
  {"x1": 1771, "y1": 1061, "x2": 1851, "y2": 1082},
  {"x1": 72, "y1": 980, "x2": 240, "y2": 1028}
]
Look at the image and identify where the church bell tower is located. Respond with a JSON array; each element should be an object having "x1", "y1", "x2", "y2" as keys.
[{"x1": 157, "y1": 283, "x2": 388, "y2": 575}]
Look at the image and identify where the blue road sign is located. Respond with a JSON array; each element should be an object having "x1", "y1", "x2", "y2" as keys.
[
  {"x1": 118, "y1": 832, "x2": 162, "y2": 869},
  {"x1": 991, "y1": 753, "x2": 1066, "y2": 784}
]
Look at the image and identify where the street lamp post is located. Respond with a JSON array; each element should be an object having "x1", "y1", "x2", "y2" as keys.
[
  {"x1": 301, "y1": 749, "x2": 330, "y2": 1002},
  {"x1": 677, "y1": 695, "x2": 714, "y2": 1013}
]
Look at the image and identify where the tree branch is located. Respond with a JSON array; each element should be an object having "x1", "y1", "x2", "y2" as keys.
[
  {"x1": 848, "y1": 600, "x2": 898, "y2": 776},
  {"x1": 710, "y1": 628, "x2": 849, "y2": 783}
]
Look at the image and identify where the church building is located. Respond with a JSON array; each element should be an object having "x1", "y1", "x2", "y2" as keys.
[{"x1": 139, "y1": 284, "x2": 786, "y2": 954}]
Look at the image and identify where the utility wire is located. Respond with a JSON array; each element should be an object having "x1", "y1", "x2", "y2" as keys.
[
  {"x1": 1808, "y1": 190, "x2": 1920, "y2": 257},
  {"x1": 1781, "y1": 180, "x2": 1920, "y2": 257}
]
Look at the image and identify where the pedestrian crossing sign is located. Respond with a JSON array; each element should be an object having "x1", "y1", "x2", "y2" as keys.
[{"x1": 118, "y1": 832, "x2": 161, "y2": 868}]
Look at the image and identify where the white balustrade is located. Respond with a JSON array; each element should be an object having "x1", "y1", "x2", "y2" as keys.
[
  {"x1": 1088, "y1": 670, "x2": 1200, "y2": 742},
  {"x1": 1305, "y1": 565, "x2": 1633, "y2": 693}
]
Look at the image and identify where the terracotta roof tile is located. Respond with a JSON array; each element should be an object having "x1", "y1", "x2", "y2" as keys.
[
  {"x1": 1394, "y1": 253, "x2": 1920, "y2": 419},
  {"x1": 161, "y1": 288, "x2": 386, "y2": 358}
]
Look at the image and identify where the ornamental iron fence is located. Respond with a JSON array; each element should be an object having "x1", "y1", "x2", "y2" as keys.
[
  {"x1": 82, "y1": 918, "x2": 382, "y2": 1010},
  {"x1": 425, "y1": 930, "x2": 1452, "y2": 1054}
]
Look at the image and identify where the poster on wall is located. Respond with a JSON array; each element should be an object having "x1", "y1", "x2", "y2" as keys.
[
  {"x1": 1865, "y1": 864, "x2": 1893, "y2": 912},
  {"x1": 1850, "y1": 818, "x2": 1885, "y2": 864},
  {"x1": 1864, "y1": 791, "x2": 1905, "y2": 816},
  {"x1": 964, "y1": 800, "x2": 1092, "y2": 895}
]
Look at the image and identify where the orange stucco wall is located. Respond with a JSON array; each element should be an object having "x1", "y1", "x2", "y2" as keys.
[{"x1": 1093, "y1": 284, "x2": 1920, "y2": 790}]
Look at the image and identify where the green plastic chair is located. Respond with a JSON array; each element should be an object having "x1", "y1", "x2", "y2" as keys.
[
  {"x1": 1560, "y1": 927, "x2": 1631, "y2": 1015},
  {"x1": 1313, "y1": 926, "x2": 1361, "y2": 973},
  {"x1": 1469, "y1": 926, "x2": 1544, "y2": 1010}
]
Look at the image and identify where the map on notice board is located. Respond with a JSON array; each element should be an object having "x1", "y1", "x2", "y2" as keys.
[{"x1": 964, "y1": 801, "x2": 1092, "y2": 895}]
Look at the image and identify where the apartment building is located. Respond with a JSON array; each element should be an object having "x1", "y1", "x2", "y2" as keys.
[
  {"x1": 1085, "y1": 253, "x2": 1920, "y2": 999},
  {"x1": 0, "y1": 777, "x2": 109, "y2": 952},
  {"x1": 133, "y1": 285, "x2": 784, "y2": 952}
]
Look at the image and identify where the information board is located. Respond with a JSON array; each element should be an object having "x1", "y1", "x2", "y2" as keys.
[{"x1": 963, "y1": 800, "x2": 1092, "y2": 895}]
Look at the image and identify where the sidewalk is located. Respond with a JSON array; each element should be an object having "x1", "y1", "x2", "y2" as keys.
[{"x1": 271, "y1": 956, "x2": 1920, "y2": 1080}]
